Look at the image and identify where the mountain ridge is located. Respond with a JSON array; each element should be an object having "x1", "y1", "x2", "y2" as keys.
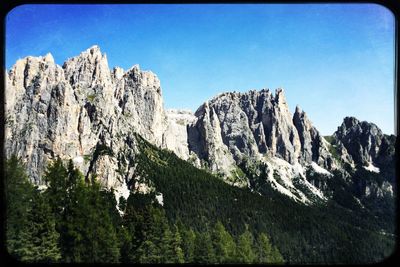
[{"x1": 5, "y1": 45, "x2": 395, "y2": 204}]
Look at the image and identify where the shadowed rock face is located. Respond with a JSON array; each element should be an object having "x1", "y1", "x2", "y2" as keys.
[
  {"x1": 333, "y1": 117, "x2": 388, "y2": 166},
  {"x1": 328, "y1": 117, "x2": 396, "y2": 199},
  {"x1": 293, "y1": 106, "x2": 333, "y2": 169}
]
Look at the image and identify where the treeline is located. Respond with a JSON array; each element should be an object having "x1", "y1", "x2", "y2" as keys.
[{"x1": 5, "y1": 155, "x2": 283, "y2": 263}]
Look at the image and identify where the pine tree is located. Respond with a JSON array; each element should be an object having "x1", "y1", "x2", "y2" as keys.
[
  {"x1": 5, "y1": 155, "x2": 34, "y2": 260},
  {"x1": 270, "y1": 245, "x2": 285, "y2": 263},
  {"x1": 23, "y1": 190, "x2": 61, "y2": 262},
  {"x1": 256, "y1": 233, "x2": 284, "y2": 264},
  {"x1": 257, "y1": 232, "x2": 272, "y2": 263},
  {"x1": 236, "y1": 225, "x2": 256, "y2": 263},
  {"x1": 6, "y1": 156, "x2": 61, "y2": 262},
  {"x1": 71, "y1": 176, "x2": 120, "y2": 263},
  {"x1": 181, "y1": 227, "x2": 196, "y2": 263},
  {"x1": 211, "y1": 221, "x2": 236, "y2": 263},
  {"x1": 46, "y1": 161, "x2": 120, "y2": 263},
  {"x1": 148, "y1": 206, "x2": 168, "y2": 262},
  {"x1": 137, "y1": 240, "x2": 159, "y2": 263},
  {"x1": 43, "y1": 157, "x2": 68, "y2": 222},
  {"x1": 55, "y1": 160, "x2": 84, "y2": 262},
  {"x1": 170, "y1": 225, "x2": 185, "y2": 263},
  {"x1": 122, "y1": 193, "x2": 182, "y2": 263},
  {"x1": 161, "y1": 226, "x2": 175, "y2": 263},
  {"x1": 194, "y1": 231, "x2": 216, "y2": 263},
  {"x1": 117, "y1": 225, "x2": 133, "y2": 263},
  {"x1": 120, "y1": 193, "x2": 150, "y2": 262},
  {"x1": 66, "y1": 159, "x2": 81, "y2": 190},
  {"x1": 118, "y1": 195, "x2": 127, "y2": 214}
]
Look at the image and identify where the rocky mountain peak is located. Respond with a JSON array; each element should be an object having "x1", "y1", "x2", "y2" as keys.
[
  {"x1": 334, "y1": 117, "x2": 385, "y2": 166},
  {"x1": 274, "y1": 88, "x2": 286, "y2": 103},
  {"x1": 274, "y1": 88, "x2": 291, "y2": 114},
  {"x1": 294, "y1": 105, "x2": 302, "y2": 115},
  {"x1": 342, "y1": 116, "x2": 360, "y2": 130},
  {"x1": 187, "y1": 88, "x2": 333, "y2": 176},
  {"x1": 88, "y1": 44, "x2": 101, "y2": 53},
  {"x1": 65, "y1": 45, "x2": 104, "y2": 65},
  {"x1": 5, "y1": 45, "x2": 167, "y2": 187},
  {"x1": 63, "y1": 45, "x2": 111, "y2": 89},
  {"x1": 43, "y1": 52, "x2": 55, "y2": 63},
  {"x1": 112, "y1": 66, "x2": 124, "y2": 80},
  {"x1": 124, "y1": 64, "x2": 161, "y2": 94}
]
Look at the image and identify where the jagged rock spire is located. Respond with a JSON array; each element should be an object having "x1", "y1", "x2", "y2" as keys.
[{"x1": 334, "y1": 116, "x2": 385, "y2": 165}]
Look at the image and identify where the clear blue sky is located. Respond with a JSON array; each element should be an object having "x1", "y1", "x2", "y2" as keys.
[{"x1": 6, "y1": 4, "x2": 395, "y2": 135}]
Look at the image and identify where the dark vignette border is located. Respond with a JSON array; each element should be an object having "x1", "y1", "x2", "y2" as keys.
[{"x1": 0, "y1": 0, "x2": 398, "y2": 266}]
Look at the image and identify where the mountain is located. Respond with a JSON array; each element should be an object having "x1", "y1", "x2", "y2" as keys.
[
  {"x1": 327, "y1": 117, "x2": 396, "y2": 200},
  {"x1": 188, "y1": 89, "x2": 333, "y2": 171},
  {"x1": 4, "y1": 45, "x2": 396, "y2": 264},
  {"x1": 6, "y1": 46, "x2": 168, "y2": 198},
  {"x1": 186, "y1": 89, "x2": 338, "y2": 202},
  {"x1": 333, "y1": 116, "x2": 396, "y2": 175},
  {"x1": 5, "y1": 45, "x2": 395, "y2": 203}
]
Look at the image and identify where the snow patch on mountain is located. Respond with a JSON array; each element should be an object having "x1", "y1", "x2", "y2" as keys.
[
  {"x1": 363, "y1": 163, "x2": 380, "y2": 173},
  {"x1": 264, "y1": 157, "x2": 326, "y2": 204}
]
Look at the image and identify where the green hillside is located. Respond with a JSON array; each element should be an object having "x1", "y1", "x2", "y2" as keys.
[{"x1": 132, "y1": 134, "x2": 395, "y2": 264}]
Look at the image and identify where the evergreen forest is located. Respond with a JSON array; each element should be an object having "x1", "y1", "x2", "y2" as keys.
[{"x1": 4, "y1": 134, "x2": 396, "y2": 264}]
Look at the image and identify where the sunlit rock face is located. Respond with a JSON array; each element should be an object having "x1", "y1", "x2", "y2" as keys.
[
  {"x1": 5, "y1": 45, "x2": 167, "y2": 188},
  {"x1": 187, "y1": 89, "x2": 334, "y2": 175},
  {"x1": 162, "y1": 109, "x2": 196, "y2": 161}
]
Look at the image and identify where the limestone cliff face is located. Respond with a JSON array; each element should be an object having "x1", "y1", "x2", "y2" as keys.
[
  {"x1": 188, "y1": 100, "x2": 237, "y2": 174},
  {"x1": 5, "y1": 46, "x2": 167, "y2": 189},
  {"x1": 162, "y1": 109, "x2": 196, "y2": 161},
  {"x1": 187, "y1": 89, "x2": 334, "y2": 177}
]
